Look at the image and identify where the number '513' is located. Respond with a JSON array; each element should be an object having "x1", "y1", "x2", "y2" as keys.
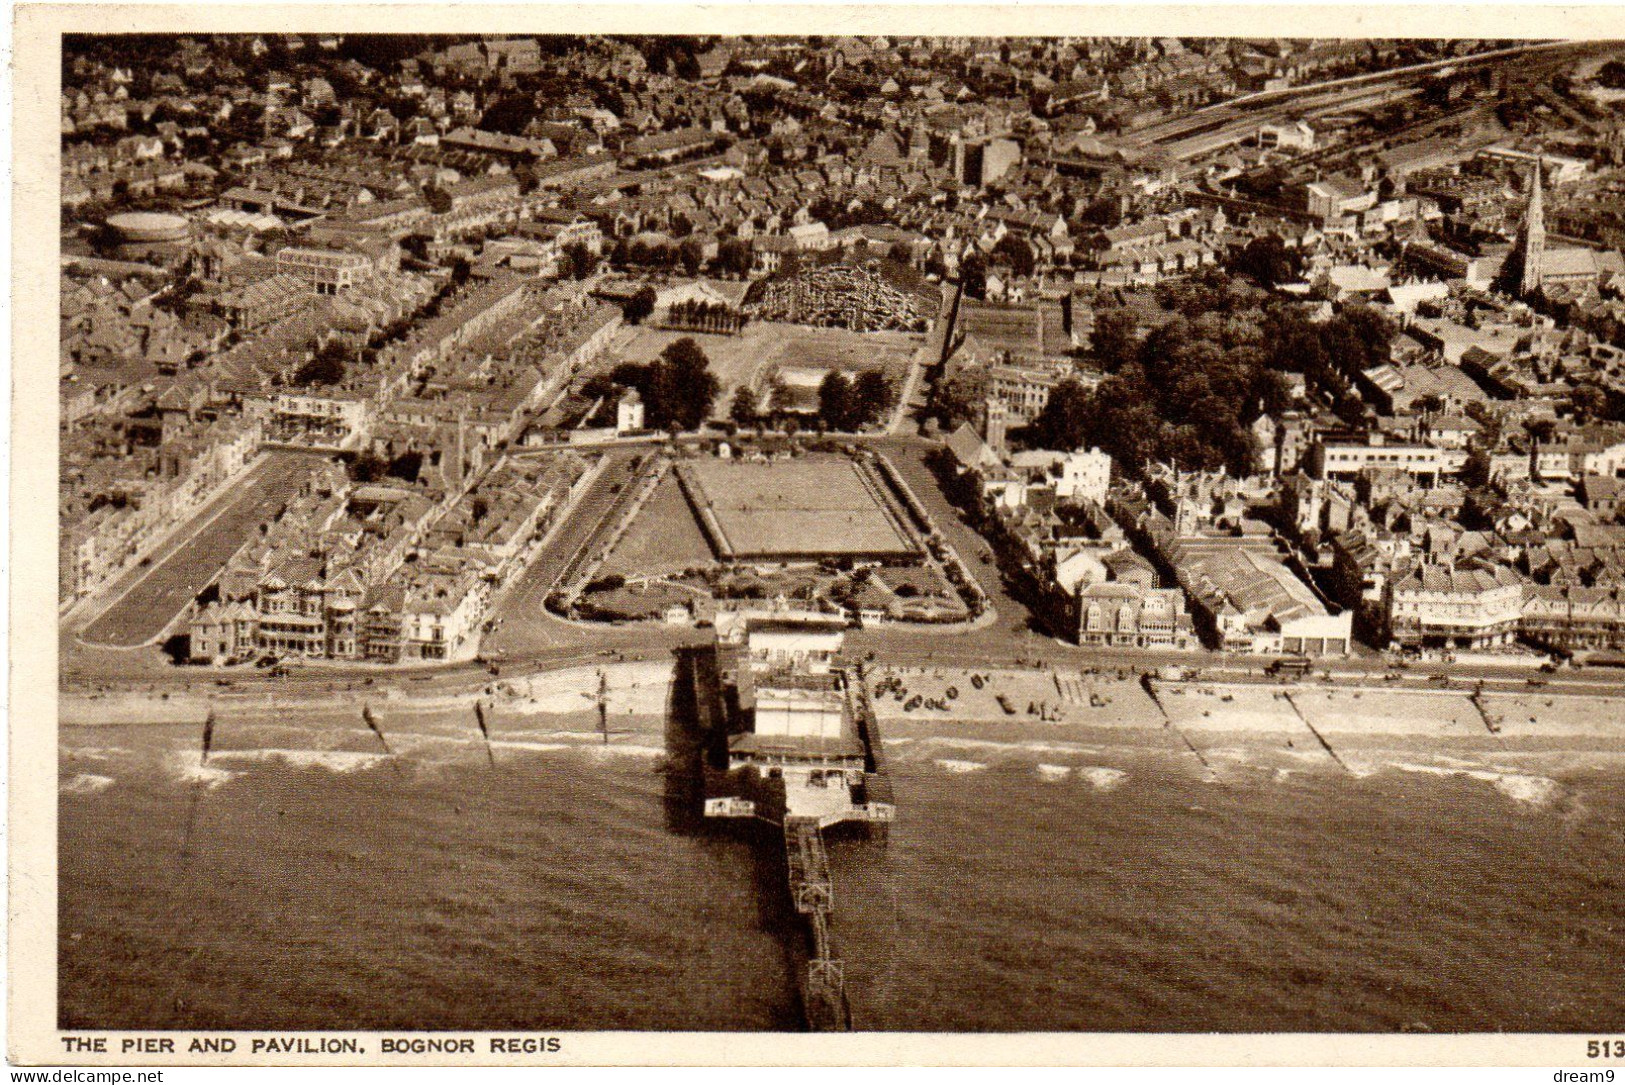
[{"x1": 1589, "y1": 1040, "x2": 1625, "y2": 1058}]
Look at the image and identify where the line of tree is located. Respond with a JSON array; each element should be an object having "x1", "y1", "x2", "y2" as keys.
[
  {"x1": 1225, "y1": 234, "x2": 1307, "y2": 288},
  {"x1": 611, "y1": 235, "x2": 714, "y2": 276},
  {"x1": 348, "y1": 449, "x2": 423, "y2": 484},
  {"x1": 664, "y1": 298, "x2": 745, "y2": 334}
]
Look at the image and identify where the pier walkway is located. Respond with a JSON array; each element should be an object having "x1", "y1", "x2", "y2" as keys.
[{"x1": 785, "y1": 817, "x2": 851, "y2": 1031}]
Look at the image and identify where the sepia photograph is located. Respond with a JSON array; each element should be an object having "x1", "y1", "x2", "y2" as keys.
[{"x1": 16, "y1": 3, "x2": 1625, "y2": 1064}]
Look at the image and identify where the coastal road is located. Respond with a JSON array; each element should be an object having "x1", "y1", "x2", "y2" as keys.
[
  {"x1": 870, "y1": 434, "x2": 1040, "y2": 638},
  {"x1": 76, "y1": 452, "x2": 320, "y2": 649},
  {"x1": 481, "y1": 448, "x2": 670, "y2": 656},
  {"x1": 842, "y1": 634, "x2": 1625, "y2": 696}
]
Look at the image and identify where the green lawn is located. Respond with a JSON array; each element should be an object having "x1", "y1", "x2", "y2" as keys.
[{"x1": 598, "y1": 472, "x2": 717, "y2": 579}]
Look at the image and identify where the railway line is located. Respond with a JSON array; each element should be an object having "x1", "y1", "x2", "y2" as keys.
[{"x1": 1125, "y1": 39, "x2": 1623, "y2": 167}]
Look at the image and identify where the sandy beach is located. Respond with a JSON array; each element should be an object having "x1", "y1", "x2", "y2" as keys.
[
  {"x1": 60, "y1": 659, "x2": 1625, "y2": 1033},
  {"x1": 61, "y1": 661, "x2": 1625, "y2": 808},
  {"x1": 59, "y1": 661, "x2": 675, "y2": 728}
]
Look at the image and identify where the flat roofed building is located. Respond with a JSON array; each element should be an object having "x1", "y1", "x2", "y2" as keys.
[
  {"x1": 754, "y1": 682, "x2": 847, "y2": 739},
  {"x1": 719, "y1": 612, "x2": 866, "y2": 770},
  {"x1": 275, "y1": 247, "x2": 375, "y2": 295},
  {"x1": 1309, "y1": 436, "x2": 1457, "y2": 484},
  {"x1": 1163, "y1": 536, "x2": 1352, "y2": 656},
  {"x1": 745, "y1": 614, "x2": 847, "y2": 675}
]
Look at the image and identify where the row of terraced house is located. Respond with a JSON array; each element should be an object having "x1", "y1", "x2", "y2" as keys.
[{"x1": 188, "y1": 452, "x2": 594, "y2": 663}]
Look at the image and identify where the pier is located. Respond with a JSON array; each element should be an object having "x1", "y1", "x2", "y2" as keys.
[
  {"x1": 786, "y1": 817, "x2": 850, "y2": 1031},
  {"x1": 692, "y1": 611, "x2": 894, "y2": 1031}
]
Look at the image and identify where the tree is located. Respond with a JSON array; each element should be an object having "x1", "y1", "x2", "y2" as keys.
[
  {"x1": 623, "y1": 285, "x2": 657, "y2": 325},
  {"x1": 959, "y1": 252, "x2": 987, "y2": 299},
  {"x1": 1256, "y1": 369, "x2": 1295, "y2": 417},
  {"x1": 818, "y1": 370, "x2": 852, "y2": 431},
  {"x1": 349, "y1": 451, "x2": 388, "y2": 483},
  {"x1": 1227, "y1": 234, "x2": 1303, "y2": 287},
  {"x1": 389, "y1": 450, "x2": 424, "y2": 483},
  {"x1": 716, "y1": 238, "x2": 754, "y2": 279},
  {"x1": 678, "y1": 236, "x2": 708, "y2": 276},
  {"x1": 934, "y1": 363, "x2": 988, "y2": 429},
  {"x1": 849, "y1": 369, "x2": 895, "y2": 429},
  {"x1": 563, "y1": 243, "x2": 599, "y2": 281},
  {"x1": 1330, "y1": 305, "x2": 1395, "y2": 375},
  {"x1": 648, "y1": 337, "x2": 719, "y2": 431},
  {"x1": 294, "y1": 340, "x2": 348, "y2": 387},
  {"x1": 1413, "y1": 394, "x2": 1446, "y2": 417},
  {"x1": 1091, "y1": 307, "x2": 1141, "y2": 371},
  {"x1": 1571, "y1": 382, "x2": 1610, "y2": 424},
  {"x1": 1465, "y1": 400, "x2": 1504, "y2": 447},
  {"x1": 1031, "y1": 377, "x2": 1095, "y2": 451},
  {"x1": 1525, "y1": 417, "x2": 1558, "y2": 446},
  {"x1": 729, "y1": 384, "x2": 759, "y2": 426},
  {"x1": 994, "y1": 233, "x2": 1037, "y2": 278}
]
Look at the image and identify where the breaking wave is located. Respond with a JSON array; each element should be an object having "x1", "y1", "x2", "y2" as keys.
[
  {"x1": 207, "y1": 749, "x2": 394, "y2": 774},
  {"x1": 61, "y1": 773, "x2": 115, "y2": 795},
  {"x1": 1077, "y1": 767, "x2": 1128, "y2": 792},
  {"x1": 167, "y1": 752, "x2": 241, "y2": 790},
  {"x1": 1387, "y1": 762, "x2": 1562, "y2": 808}
]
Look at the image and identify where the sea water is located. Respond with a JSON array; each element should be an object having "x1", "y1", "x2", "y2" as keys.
[{"x1": 59, "y1": 718, "x2": 1625, "y2": 1032}]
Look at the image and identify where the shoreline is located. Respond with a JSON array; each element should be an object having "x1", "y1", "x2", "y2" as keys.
[{"x1": 60, "y1": 661, "x2": 1625, "y2": 765}]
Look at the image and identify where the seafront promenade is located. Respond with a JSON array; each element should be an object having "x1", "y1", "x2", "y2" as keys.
[{"x1": 60, "y1": 658, "x2": 1625, "y2": 772}]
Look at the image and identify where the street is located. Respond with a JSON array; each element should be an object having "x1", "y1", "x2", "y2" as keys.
[{"x1": 75, "y1": 452, "x2": 320, "y2": 649}]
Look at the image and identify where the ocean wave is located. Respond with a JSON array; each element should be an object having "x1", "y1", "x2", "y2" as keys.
[
  {"x1": 207, "y1": 749, "x2": 393, "y2": 775},
  {"x1": 935, "y1": 759, "x2": 988, "y2": 774},
  {"x1": 487, "y1": 739, "x2": 665, "y2": 761},
  {"x1": 384, "y1": 733, "x2": 483, "y2": 753},
  {"x1": 1077, "y1": 767, "x2": 1128, "y2": 792},
  {"x1": 1036, "y1": 764, "x2": 1071, "y2": 782},
  {"x1": 61, "y1": 773, "x2": 115, "y2": 795},
  {"x1": 917, "y1": 736, "x2": 1104, "y2": 757},
  {"x1": 488, "y1": 740, "x2": 577, "y2": 753},
  {"x1": 167, "y1": 752, "x2": 241, "y2": 789},
  {"x1": 584, "y1": 744, "x2": 665, "y2": 760},
  {"x1": 1387, "y1": 761, "x2": 1562, "y2": 808},
  {"x1": 60, "y1": 746, "x2": 135, "y2": 760},
  {"x1": 1489, "y1": 773, "x2": 1562, "y2": 807},
  {"x1": 1340, "y1": 757, "x2": 1383, "y2": 779}
]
